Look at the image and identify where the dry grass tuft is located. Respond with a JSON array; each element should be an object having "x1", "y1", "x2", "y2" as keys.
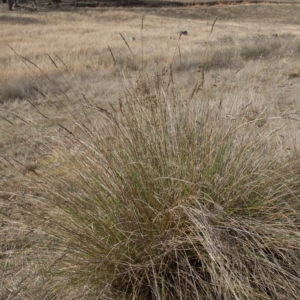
[
  {"x1": 2, "y1": 62, "x2": 300, "y2": 299},
  {"x1": 240, "y1": 39, "x2": 282, "y2": 61}
]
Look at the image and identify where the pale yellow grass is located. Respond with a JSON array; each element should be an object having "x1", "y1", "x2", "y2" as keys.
[
  {"x1": 0, "y1": 9, "x2": 193, "y2": 82},
  {"x1": 0, "y1": 4, "x2": 300, "y2": 156},
  {"x1": 1, "y1": 5, "x2": 300, "y2": 84},
  {"x1": 0, "y1": 5, "x2": 299, "y2": 113},
  {"x1": 1, "y1": 5, "x2": 300, "y2": 136}
]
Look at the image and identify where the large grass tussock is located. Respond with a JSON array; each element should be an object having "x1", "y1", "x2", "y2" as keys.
[{"x1": 2, "y1": 66, "x2": 300, "y2": 299}]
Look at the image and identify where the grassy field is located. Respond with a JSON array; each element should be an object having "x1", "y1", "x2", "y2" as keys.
[{"x1": 1, "y1": 2, "x2": 300, "y2": 299}]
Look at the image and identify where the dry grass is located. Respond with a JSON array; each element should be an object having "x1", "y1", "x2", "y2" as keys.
[
  {"x1": 1, "y1": 4, "x2": 300, "y2": 83},
  {"x1": 1, "y1": 3, "x2": 300, "y2": 300}
]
